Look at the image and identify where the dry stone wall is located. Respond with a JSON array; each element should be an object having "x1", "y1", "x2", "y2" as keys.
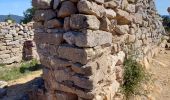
[
  {"x1": 0, "y1": 22, "x2": 38, "y2": 64},
  {"x1": 32, "y1": 0, "x2": 166, "y2": 100}
]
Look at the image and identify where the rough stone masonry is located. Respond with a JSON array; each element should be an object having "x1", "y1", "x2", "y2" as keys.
[
  {"x1": 32, "y1": 0, "x2": 166, "y2": 100},
  {"x1": 0, "y1": 22, "x2": 38, "y2": 64}
]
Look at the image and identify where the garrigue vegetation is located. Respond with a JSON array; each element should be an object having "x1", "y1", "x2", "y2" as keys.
[
  {"x1": 162, "y1": 16, "x2": 170, "y2": 33},
  {"x1": 122, "y1": 58, "x2": 148, "y2": 99},
  {"x1": 21, "y1": 7, "x2": 35, "y2": 24},
  {"x1": 0, "y1": 59, "x2": 41, "y2": 81}
]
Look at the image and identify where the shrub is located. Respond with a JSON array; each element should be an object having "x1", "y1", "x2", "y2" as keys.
[
  {"x1": 122, "y1": 58, "x2": 147, "y2": 99},
  {"x1": 0, "y1": 59, "x2": 41, "y2": 81}
]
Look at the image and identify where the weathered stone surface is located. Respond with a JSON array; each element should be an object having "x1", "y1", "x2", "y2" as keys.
[
  {"x1": 100, "y1": 17, "x2": 111, "y2": 31},
  {"x1": 34, "y1": 33, "x2": 63, "y2": 45},
  {"x1": 32, "y1": 0, "x2": 166, "y2": 99},
  {"x1": 57, "y1": 44, "x2": 91, "y2": 64},
  {"x1": 114, "y1": 25, "x2": 129, "y2": 35},
  {"x1": 32, "y1": 0, "x2": 52, "y2": 9},
  {"x1": 77, "y1": 0, "x2": 104, "y2": 17},
  {"x1": 0, "y1": 81, "x2": 8, "y2": 88},
  {"x1": 53, "y1": 0, "x2": 60, "y2": 9},
  {"x1": 115, "y1": 9, "x2": 133, "y2": 25},
  {"x1": 34, "y1": 10, "x2": 56, "y2": 22},
  {"x1": 103, "y1": 9, "x2": 116, "y2": 19},
  {"x1": 125, "y1": 4, "x2": 136, "y2": 13},
  {"x1": 63, "y1": 30, "x2": 112, "y2": 47},
  {"x1": 64, "y1": 17, "x2": 70, "y2": 31},
  {"x1": 70, "y1": 14, "x2": 100, "y2": 30},
  {"x1": 56, "y1": 92, "x2": 78, "y2": 100},
  {"x1": 104, "y1": 1, "x2": 118, "y2": 9},
  {"x1": 0, "y1": 22, "x2": 37, "y2": 64},
  {"x1": 44, "y1": 19, "x2": 63, "y2": 28},
  {"x1": 58, "y1": 44, "x2": 111, "y2": 64},
  {"x1": 58, "y1": 1, "x2": 77, "y2": 18}
]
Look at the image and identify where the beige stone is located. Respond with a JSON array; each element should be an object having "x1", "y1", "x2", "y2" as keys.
[
  {"x1": 115, "y1": 9, "x2": 133, "y2": 25},
  {"x1": 114, "y1": 25, "x2": 129, "y2": 35},
  {"x1": 32, "y1": 0, "x2": 52, "y2": 9},
  {"x1": 63, "y1": 30, "x2": 112, "y2": 47}
]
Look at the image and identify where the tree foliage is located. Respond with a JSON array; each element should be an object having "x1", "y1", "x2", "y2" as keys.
[
  {"x1": 5, "y1": 15, "x2": 16, "y2": 23},
  {"x1": 162, "y1": 16, "x2": 170, "y2": 32},
  {"x1": 21, "y1": 7, "x2": 35, "y2": 24}
]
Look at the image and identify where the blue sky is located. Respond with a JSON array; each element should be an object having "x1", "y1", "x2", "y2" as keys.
[
  {"x1": 155, "y1": 0, "x2": 170, "y2": 15},
  {"x1": 0, "y1": 0, "x2": 169, "y2": 16},
  {"x1": 0, "y1": 0, "x2": 32, "y2": 16}
]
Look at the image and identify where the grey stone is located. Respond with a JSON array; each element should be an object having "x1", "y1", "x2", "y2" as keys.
[
  {"x1": 32, "y1": 0, "x2": 52, "y2": 9},
  {"x1": 70, "y1": 14, "x2": 100, "y2": 30},
  {"x1": 33, "y1": 10, "x2": 56, "y2": 22},
  {"x1": 58, "y1": 1, "x2": 77, "y2": 18},
  {"x1": 63, "y1": 30, "x2": 112, "y2": 47}
]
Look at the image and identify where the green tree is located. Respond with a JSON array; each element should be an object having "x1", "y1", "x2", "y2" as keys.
[
  {"x1": 162, "y1": 16, "x2": 170, "y2": 32},
  {"x1": 5, "y1": 15, "x2": 16, "y2": 23},
  {"x1": 21, "y1": 7, "x2": 35, "y2": 24}
]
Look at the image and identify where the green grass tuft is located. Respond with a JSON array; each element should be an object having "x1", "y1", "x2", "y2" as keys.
[
  {"x1": 0, "y1": 59, "x2": 41, "y2": 81},
  {"x1": 122, "y1": 58, "x2": 147, "y2": 99}
]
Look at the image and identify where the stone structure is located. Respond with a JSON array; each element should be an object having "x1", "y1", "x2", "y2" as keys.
[
  {"x1": 32, "y1": 0, "x2": 166, "y2": 100},
  {"x1": 0, "y1": 22, "x2": 38, "y2": 64}
]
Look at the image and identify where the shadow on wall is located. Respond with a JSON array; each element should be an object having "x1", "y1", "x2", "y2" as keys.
[{"x1": 22, "y1": 40, "x2": 36, "y2": 61}]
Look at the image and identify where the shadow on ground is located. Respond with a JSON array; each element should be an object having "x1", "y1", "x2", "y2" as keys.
[{"x1": 0, "y1": 72, "x2": 44, "y2": 100}]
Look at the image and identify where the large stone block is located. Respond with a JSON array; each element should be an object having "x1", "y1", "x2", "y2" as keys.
[
  {"x1": 115, "y1": 9, "x2": 133, "y2": 25},
  {"x1": 32, "y1": 0, "x2": 52, "y2": 9},
  {"x1": 44, "y1": 19, "x2": 63, "y2": 29},
  {"x1": 63, "y1": 30, "x2": 112, "y2": 47},
  {"x1": 70, "y1": 14, "x2": 100, "y2": 30},
  {"x1": 57, "y1": 44, "x2": 111, "y2": 64},
  {"x1": 0, "y1": 54, "x2": 10, "y2": 59},
  {"x1": 56, "y1": 92, "x2": 78, "y2": 100},
  {"x1": 33, "y1": 10, "x2": 56, "y2": 22},
  {"x1": 114, "y1": 25, "x2": 129, "y2": 35},
  {"x1": 104, "y1": 1, "x2": 118, "y2": 9},
  {"x1": 54, "y1": 69, "x2": 93, "y2": 89},
  {"x1": 58, "y1": 1, "x2": 77, "y2": 18},
  {"x1": 77, "y1": 0, "x2": 104, "y2": 17},
  {"x1": 34, "y1": 33, "x2": 63, "y2": 45},
  {"x1": 100, "y1": 17, "x2": 111, "y2": 32}
]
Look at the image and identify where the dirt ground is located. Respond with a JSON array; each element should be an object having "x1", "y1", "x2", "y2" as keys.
[
  {"x1": 2, "y1": 70, "x2": 42, "y2": 100},
  {"x1": 149, "y1": 50, "x2": 170, "y2": 100}
]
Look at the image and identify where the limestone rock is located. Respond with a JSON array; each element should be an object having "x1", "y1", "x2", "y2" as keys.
[
  {"x1": 114, "y1": 25, "x2": 129, "y2": 35},
  {"x1": 33, "y1": 10, "x2": 56, "y2": 22},
  {"x1": 34, "y1": 33, "x2": 63, "y2": 45},
  {"x1": 70, "y1": 14, "x2": 100, "y2": 30},
  {"x1": 58, "y1": 1, "x2": 77, "y2": 18},
  {"x1": 44, "y1": 19, "x2": 63, "y2": 28},
  {"x1": 103, "y1": 9, "x2": 116, "y2": 19},
  {"x1": 104, "y1": 1, "x2": 118, "y2": 9},
  {"x1": 32, "y1": 0, "x2": 52, "y2": 9},
  {"x1": 115, "y1": 9, "x2": 133, "y2": 25},
  {"x1": 100, "y1": 17, "x2": 111, "y2": 32},
  {"x1": 77, "y1": 0, "x2": 105, "y2": 17},
  {"x1": 63, "y1": 30, "x2": 112, "y2": 47}
]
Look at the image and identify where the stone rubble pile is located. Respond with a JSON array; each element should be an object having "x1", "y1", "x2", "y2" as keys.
[
  {"x1": 0, "y1": 22, "x2": 38, "y2": 64},
  {"x1": 32, "y1": 0, "x2": 166, "y2": 100}
]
